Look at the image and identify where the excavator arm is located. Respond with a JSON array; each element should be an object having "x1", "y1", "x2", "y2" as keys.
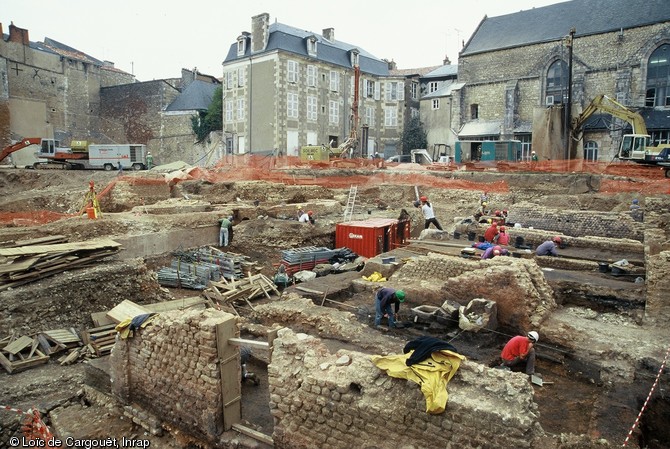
[
  {"x1": 0, "y1": 137, "x2": 42, "y2": 164},
  {"x1": 572, "y1": 94, "x2": 648, "y2": 137}
]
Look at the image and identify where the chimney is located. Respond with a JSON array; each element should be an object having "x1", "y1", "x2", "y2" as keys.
[
  {"x1": 322, "y1": 28, "x2": 334, "y2": 42},
  {"x1": 8, "y1": 22, "x2": 30, "y2": 45},
  {"x1": 443, "y1": 54, "x2": 451, "y2": 65},
  {"x1": 251, "y1": 13, "x2": 270, "y2": 53},
  {"x1": 0, "y1": 23, "x2": 3, "y2": 38}
]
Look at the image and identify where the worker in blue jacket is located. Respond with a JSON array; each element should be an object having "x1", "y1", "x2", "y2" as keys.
[{"x1": 374, "y1": 287, "x2": 406, "y2": 329}]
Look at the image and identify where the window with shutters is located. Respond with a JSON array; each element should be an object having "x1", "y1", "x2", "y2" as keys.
[
  {"x1": 384, "y1": 108, "x2": 397, "y2": 127},
  {"x1": 330, "y1": 71, "x2": 339, "y2": 92},
  {"x1": 307, "y1": 96, "x2": 317, "y2": 121},
  {"x1": 226, "y1": 72, "x2": 233, "y2": 89},
  {"x1": 365, "y1": 106, "x2": 375, "y2": 127},
  {"x1": 287, "y1": 93, "x2": 298, "y2": 118},
  {"x1": 366, "y1": 80, "x2": 375, "y2": 98},
  {"x1": 237, "y1": 99, "x2": 245, "y2": 120},
  {"x1": 225, "y1": 100, "x2": 233, "y2": 123},
  {"x1": 329, "y1": 100, "x2": 339, "y2": 123},
  {"x1": 386, "y1": 82, "x2": 404, "y2": 101},
  {"x1": 237, "y1": 68, "x2": 245, "y2": 87},
  {"x1": 307, "y1": 65, "x2": 317, "y2": 87},
  {"x1": 288, "y1": 60, "x2": 299, "y2": 84}
]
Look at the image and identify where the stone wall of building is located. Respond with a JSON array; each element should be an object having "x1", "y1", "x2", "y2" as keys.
[{"x1": 110, "y1": 309, "x2": 237, "y2": 443}]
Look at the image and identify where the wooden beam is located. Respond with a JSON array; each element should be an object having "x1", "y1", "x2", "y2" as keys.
[
  {"x1": 227, "y1": 338, "x2": 270, "y2": 349},
  {"x1": 231, "y1": 423, "x2": 274, "y2": 446}
]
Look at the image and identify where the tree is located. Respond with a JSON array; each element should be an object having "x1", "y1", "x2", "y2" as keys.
[
  {"x1": 401, "y1": 116, "x2": 427, "y2": 153},
  {"x1": 191, "y1": 86, "x2": 223, "y2": 143}
]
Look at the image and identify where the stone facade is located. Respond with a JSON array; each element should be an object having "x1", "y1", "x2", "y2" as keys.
[
  {"x1": 110, "y1": 309, "x2": 238, "y2": 443},
  {"x1": 457, "y1": 17, "x2": 670, "y2": 161}
]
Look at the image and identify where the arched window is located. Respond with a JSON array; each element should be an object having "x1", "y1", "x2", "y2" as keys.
[
  {"x1": 546, "y1": 60, "x2": 568, "y2": 106},
  {"x1": 584, "y1": 141, "x2": 598, "y2": 161},
  {"x1": 646, "y1": 44, "x2": 670, "y2": 107}
]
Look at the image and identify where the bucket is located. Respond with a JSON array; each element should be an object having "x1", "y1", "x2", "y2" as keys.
[
  {"x1": 467, "y1": 232, "x2": 476, "y2": 241},
  {"x1": 86, "y1": 207, "x2": 97, "y2": 219},
  {"x1": 598, "y1": 262, "x2": 609, "y2": 273},
  {"x1": 453, "y1": 231, "x2": 461, "y2": 239}
]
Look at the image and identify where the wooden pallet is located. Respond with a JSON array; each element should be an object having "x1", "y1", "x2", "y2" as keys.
[
  {"x1": 81, "y1": 324, "x2": 117, "y2": 356},
  {"x1": 0, "y1": 335, "x2": 49, "y2": 374}
]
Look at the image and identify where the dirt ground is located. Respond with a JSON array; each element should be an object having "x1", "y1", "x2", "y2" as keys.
[{"x1": 0, "y1": 165, "x2": 667, "y2": 448}]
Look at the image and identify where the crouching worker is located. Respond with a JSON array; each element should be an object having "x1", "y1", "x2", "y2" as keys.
[
  {"x1": 240, "y1": 346, "x2": 260, "y2": 385},
  {"x1": 500, "y1": 331, "x2": 539, "y2": 375},
  {"x1": 374, "y1": 287, "x2": 406, "y2": 329}
]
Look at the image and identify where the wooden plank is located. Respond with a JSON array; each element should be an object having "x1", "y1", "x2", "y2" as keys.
[
  {"x1": 144, "y1": 297, "x2": 206, "y2": 313},
  {"x1": 0, "y1": 256, "x2": 42, "y2": 274},
  {"x1": 296, "y1": 286, "x2": 325, "y2": 295},
  {"x1": 43, "y1": 329, "x2": 81, "y2": 344},
  {"x1": 91, "y1": 312, "x2": 115, "y2": 327},
  {"x1": 8, "y1": 235, "x2": 69, "y2": 247},
  {"x1": 0, "y1": 238, "x2": 122, "y2": 257},
  {"x1": 216, "y1": 315, "x2": 241, "y2": 431},
  {"x1": 106, "y1": 300, "x2": 151, "y2": 324},
  {"x1": 3, "y1": 335, "x2": 33, "y2": 355},
  {"x1": 231, "y1": 423, "x2": 274, "y2": 446}
]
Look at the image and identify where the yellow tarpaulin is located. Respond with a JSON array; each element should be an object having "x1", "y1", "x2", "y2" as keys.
[
  {"x1": 362, "y1": 271, "x2": 386, "y2": 282},
  {"x1": 371, "y1": 350, "x2": 465, "y2": 414}
]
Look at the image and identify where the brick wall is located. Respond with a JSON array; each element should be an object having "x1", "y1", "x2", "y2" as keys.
[
  {"x1": 507, "y1": 206, "x2": 643, "y2": 241},
  {"x1": 110, "y1": 309, "x2": 237, "y2": 443}
]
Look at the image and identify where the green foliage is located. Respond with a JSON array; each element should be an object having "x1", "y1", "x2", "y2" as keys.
[
  {"x1": 401, "y1": 116, "x2": 428, "y2": 153},
  {"x1": 191, "y1": 85, "x2": 223, "y2": 143}
]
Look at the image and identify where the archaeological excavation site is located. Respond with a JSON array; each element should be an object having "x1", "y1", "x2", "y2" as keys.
[{"x1": 1, "y1": 157, "x2": 669, "y2": 449}]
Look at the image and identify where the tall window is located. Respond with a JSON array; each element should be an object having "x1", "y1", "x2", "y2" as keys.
[
  {"x1": 329, "y1": 71, "x2": 339, "y2": 92},
  {"x1": 225, "y1": 100, "x2": 233, "y2": 123},
  {"x1": 287, "y1": 93, "x2": 298, "y2": 118},
  {"x1": 646, "y1": 44, "x2": 670, "y2": 107},
  {"x1": 429, "y1": 81, "x2": 439, "y2": 93},
  {"x1": 237, "y1": 68, "x2": 245, "y2": 87},
  {"x1": 386, "y1": 82, "x2": 399, "y2": 101},
  {"x1": 432, "y1": 99, "x2": 440, "y2": 110},
  {"x1": 584, "y1": 141, "x2": 599, "y2": 161},
  {"x1": 365, "y1": 106, "x2": 375, "y2": 127},
  {"x1": 237, "y1": 99, "x2": 245, "y2": 120},
  {"x1": 307, "y1": 96, "x2": 317, "y2": 121},
  {"x1": 226, "y1": 72, "x2": 234, "y2": 89},
  {"x1": 546, "y1": 60, "x2": 568, "y2": 105},
  {"x1": 471, "y1": 104, "x2": 479, "y2": 119},
  {"x1": 410, "y1": 82, "x2": 418, "y2": 100},
  {"x1": 307, "y1": 65, "x2": 317, "y2": 87},
  {"x1": 329, "y1": 100, "x2": 339, "y2": 123},
  {"x1": 287, "y1": 60, "x2": 299, "y2": 84},
  {"x1": 515, "y1": 134, "x2": 532, "y2": 161},
  {"x1": 384, "y1": 108, "x2": 398, "y2": 127}
]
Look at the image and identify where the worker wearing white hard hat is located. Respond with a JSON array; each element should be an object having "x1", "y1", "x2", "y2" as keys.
[{"x1": 500, "y1": 331, "x2": 539, "y2": 375}]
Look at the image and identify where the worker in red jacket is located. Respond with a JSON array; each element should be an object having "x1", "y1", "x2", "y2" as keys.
[
  {"x1": 483, "y1": 222, "x2": 499, "y2": 243},
  {"x1": 501, "y1": 331, "x2": 538, "y2": 375},
  {"x1": 497, "y1": 226, "x2": 510, "y2": 246}
]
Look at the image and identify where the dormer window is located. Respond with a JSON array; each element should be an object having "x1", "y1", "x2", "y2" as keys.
[
  {"x1": 307, "y1": 36, "x2": 318, "y2": 57},
  {"x1": 237, "y1": 36, "x2": 247, "y2": 56},
  {"x1": 350, "y1": 49, "x2": 360, "y2": 67}
]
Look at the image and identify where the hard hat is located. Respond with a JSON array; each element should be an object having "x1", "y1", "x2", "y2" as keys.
[
  {"x1": 487, "y1": 219, "x2": 492, "y2": 224},
  {"x1": 307, "y1": 210, "x2": 313, "y2": 216},
  {"x1": 482, "y1": 202, "x2": 488, "y2": 206},
  {"x1": 632, "y1": 199, "x2": 639, "y2": 204},
  {"x1": 552, "y1": 236, "x2": 562, "y2": 244},
  {"x1": 420, "y1": 196, "x2": 428, "y2": 202},
  {"x1": 495, "y1": 210, "x2": 501, "y2": 215},
  {"x1": 493, "y1": 250, "x2": 500, "y2": 255},
  {"x1": 395, "y1": 290, "x2": 406, "y2": 302},
  {"x1": 296, "y1": 205, "x2": 302, "y2": 209},
  {"x1": 531, "y1": 151, "x2": 536, "y2": 154},
  {"x1": 147, "y1": 151, "x2": 151, "y2": 155},
  {"x1": 494, "y1": 246, "x2": 502, "y2": 251},
  {"x1": 527, "y1": 331, "x2": 539, "y2": 342}
]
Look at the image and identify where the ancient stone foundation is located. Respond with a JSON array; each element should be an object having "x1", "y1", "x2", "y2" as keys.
[{"x1": 110, "y1": 309, "x2": 238, "y2": 443}]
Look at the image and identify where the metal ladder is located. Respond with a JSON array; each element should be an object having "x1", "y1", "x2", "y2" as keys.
[{"x1": 343, "y1": 185, "x2": 357, "y2": 222}]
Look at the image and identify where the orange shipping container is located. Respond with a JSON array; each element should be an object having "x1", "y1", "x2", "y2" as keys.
[{"x1": 335, "y1": 218, "x2": 409, "y2": 258}]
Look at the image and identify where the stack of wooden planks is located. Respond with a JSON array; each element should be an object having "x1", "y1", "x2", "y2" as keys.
[
  {"x1": 81, "y1": 324, "x2": 117, "y2": 356},
  {"x1": 37, "y1": 328, "x2": 82, "y2": 355},
  {"x1": 202, "y1": 273, "x2": 280, "y2": 315},
  {"x1": 0, "y1": 236, "x2": 122, "y2": 291},
  {"x1": 0, "y1": 334, "x2": 50, "y2": 373}
]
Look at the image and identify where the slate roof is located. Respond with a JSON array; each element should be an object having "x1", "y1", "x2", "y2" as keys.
[
  {"x1": 462, "y1": 0, "x2": 670, "y2": 56},
  {"x1": 422, "y1": 81, "x2": 465, "y2": 99},
  {"x1": 37, "y1": 37, "x2": 104, "y2": 66},
  {"x1": 165, "y1": 80, "x2": 218, "y2": 112},
  {"x1": 423, "y1": 65, "x2": 458, "y2": 79},
  {"x1": 224, "y1": 22, "x2": 389, "y2": 76}
]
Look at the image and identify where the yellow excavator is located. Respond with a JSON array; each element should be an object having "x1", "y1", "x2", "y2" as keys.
[{"x1": 571, "y1": 94, "x2": 670, "y2": 176}]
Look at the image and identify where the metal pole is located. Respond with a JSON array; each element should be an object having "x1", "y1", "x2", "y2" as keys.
[{"x1": 565, "y1": 28, "x2": 575, "y2": 161}]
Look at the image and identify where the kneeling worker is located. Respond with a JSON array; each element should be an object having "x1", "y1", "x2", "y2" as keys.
[
  {"x1": 501, "y1": 331, "x2": 539, "y2": 375},
  {"x1": 374, "y1": 287, "x2": 406, "y2": 329}
]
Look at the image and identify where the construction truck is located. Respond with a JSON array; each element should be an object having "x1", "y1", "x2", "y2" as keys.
[
  {"x1": 572, "y1": 94, "x2": 670, "y2": 176},
  {"x1": 0, "y1": 137, "x2": 43, "y2": 165}
]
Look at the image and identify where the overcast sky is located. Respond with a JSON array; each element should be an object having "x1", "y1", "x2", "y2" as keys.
[{"x1": 4, "y1": 0, "x2": 564, "y2": 81}]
